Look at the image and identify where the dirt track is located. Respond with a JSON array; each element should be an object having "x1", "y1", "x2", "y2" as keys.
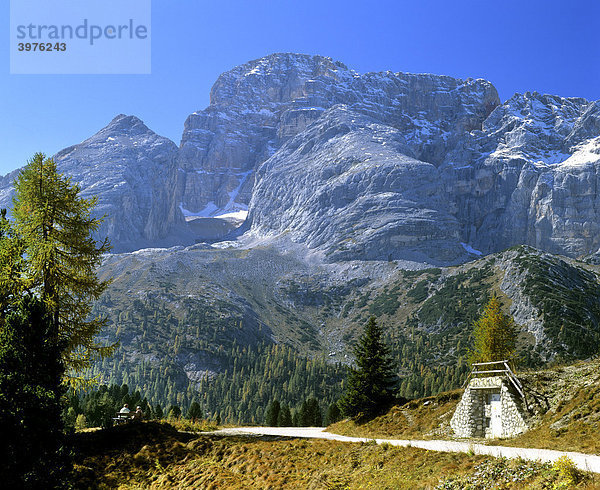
[{"x1": 214, "y1": 426, "x2": 600, "y2": 473}]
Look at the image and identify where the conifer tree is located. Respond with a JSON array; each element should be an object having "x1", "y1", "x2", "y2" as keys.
[
  {"x1": 0, "y1": 295, "x2": 68, "y2": 487},
  {"x1": 298, "y1": 398, "x2": 322, "y2": 426},
  {"x1": 0, "y1": 209, "x2": 25, "y2": 315},
  {"x1": 168, "y1": 405, "x2": 181, "y2": 419},
  {"x1": 325, "y1": 402, "x2": 342, "y2": 425},
  {"x1": 265, "y1": 400, "x2": 280, "y2": 426},
  {"x1": 187, "y1": 401, "x2": 202, "y2": 421},
  {"x1": 11, "y1": 153, "x2": 113, "y2": 376},
  {"x1": 277, "y1": 404, "x2": 292, "y2": 426},
  {"x1": 338, "y1": 316, "x2": 398, "y2": 420},
  {"x1": 470, "y1": 296, "x2": 517, "y2": 364}
]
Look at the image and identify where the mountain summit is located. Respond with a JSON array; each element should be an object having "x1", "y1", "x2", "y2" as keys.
[{"x1": 1, "y1": 53, "x2": 599, "y2": 261}]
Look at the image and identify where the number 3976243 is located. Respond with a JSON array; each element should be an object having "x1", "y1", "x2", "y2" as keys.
[{"x1": 18, "y1": 42, "x2": 67, "y2": 52}]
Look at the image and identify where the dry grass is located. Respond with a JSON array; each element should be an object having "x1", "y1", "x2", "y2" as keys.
[
  {"x1": 328, "y1": 390, "x2": 461, "y2": 440},
  {"x1": 162, "y1": 418, "x2": 218, "y2": 433},
  {"x1": 149, "y1": 438, "x2": 490, "y2": 489},
  {"x1": 70, "y1": 421, "x2": 558, "y2": 489},
  {"x1": 494, "y1": 363, "x2": 600, "y2": 454},
  {"x1": 330, "y1": 359, "x2": 600, "y2": 456},
  {"x1": 70, "y1": 421, "x2": 600, "y2": 488}
]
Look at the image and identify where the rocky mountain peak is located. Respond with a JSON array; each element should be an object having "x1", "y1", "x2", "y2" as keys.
[
  {"x1": 1, "y1": 114, "x2": 187, "y2": 252},
  {"x1": 208, "y1": 52, "x2": 355, "y2": 107},
  {"x1": 55, "y1": 113, "x2": 173, "y2": 163},
  {"x1": 1, "y1": 53, "x2": 599, "y2": 262},
  {"x1": 175, "y1": 53, "x2": 501, "y2": 235},
  {"x1": 101, "y1": 113, "x2": 152, "y2": 135}
]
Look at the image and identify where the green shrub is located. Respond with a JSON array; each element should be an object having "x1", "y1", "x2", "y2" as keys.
[{"x1": 552, "y1": 455, "x2": 579, "y2": 488}]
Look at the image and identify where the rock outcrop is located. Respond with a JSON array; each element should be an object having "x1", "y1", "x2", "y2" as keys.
[
  {"x1": 1, "y1": 54, "x2": 599, "y2": 263},
  {"x1": 0, "y1": 114, "x2": 191, "y2": 252},
  {"x1": 174, "y1": 53, "x2": 499, "y2": 235},
  {"x1": 442, "y1": 92, "x2": 600, "y2": 257}
]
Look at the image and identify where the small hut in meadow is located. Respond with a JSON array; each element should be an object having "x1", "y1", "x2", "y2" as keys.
[{"x1": 450, "y1": 360, "x2": 528, "y2": 438}]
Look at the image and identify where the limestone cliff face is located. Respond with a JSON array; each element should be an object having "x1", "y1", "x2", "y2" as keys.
[
  {"x1": 442, "y1": 92, "x2": 600, "y2": 258},
  {"x1": 247, "y1": 106, "x2": 465, "y2": 263},
  {"x1": 1, "y1": 54, "x2": 599, "y2": 263},
  {"x1": 0, "y1": 115, "x2": 191, "y2": 252},
  {"x1": 245, "y1": 76, "x2": 600, "y2": 263},
  {"x1": 174, "y1": 53, "x2": 500, "y2": 228}
]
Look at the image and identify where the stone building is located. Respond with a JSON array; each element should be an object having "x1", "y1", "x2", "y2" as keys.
[{"x1": 450, "y1": 373, "x2": 528, "y2": 439}]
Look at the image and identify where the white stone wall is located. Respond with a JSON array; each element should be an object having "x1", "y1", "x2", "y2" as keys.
[
  {"x1": 500, "y1": 382, "x2": 528, "y2": 436},
  {"x1": 450, "y1": 376, "x2": 528, "y2": 439},
  {"x1": 450, "y1": 386, "x2": 479, "y2": 437}
]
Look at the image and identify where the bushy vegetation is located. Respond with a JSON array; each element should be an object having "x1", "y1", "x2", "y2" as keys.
[
  {"x1": 409, "y1": 264, "x2": 492, "y2": 328},
  {"x1": 435, "y1": 457, "x2": 589, "y2": 489},
  {"x1": 77, "y1": 244, "x2": 600, "y2": 445},
  {"x1": 513, "y1": 247, "x2": 600, "y2": 360},
  {"x1": 91, "y1": 292, "x2": 269, "y2": 376},
  {"x1": 0, "y1": 296, "x2": 68, "y2": 488}
]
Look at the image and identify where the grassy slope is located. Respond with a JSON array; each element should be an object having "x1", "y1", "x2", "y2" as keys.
[
  {"x1": 502, "y1": 359, "x2": 600, "y2": 454},
  {"x1": 329, "y1": 358, "x2": 600, "y2": 455},
  {"x1": 71, "y1": 422, "x2": 592, "y2": 489},
  {"x1": 329, "y1": 391, "x2": 461, "y2": 441}
]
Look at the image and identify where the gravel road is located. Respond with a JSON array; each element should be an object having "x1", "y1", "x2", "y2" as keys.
[{"x1": 213, "y1": 426, "x2": 600, "y2": 473}]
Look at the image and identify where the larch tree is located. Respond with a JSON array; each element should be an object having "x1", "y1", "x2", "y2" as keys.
[
  {"x1": 338, "y1": 316, "x2": 398, "y2": 421},
  {"x1": 11, "y1": 152, "x2": 113, "y2": 378},
  {"x1": 469, "y1": 295, "x2": 517, "y2": 365},
  {"x1": 0, "y1": 209, "x2": 25, "y2": 316}
]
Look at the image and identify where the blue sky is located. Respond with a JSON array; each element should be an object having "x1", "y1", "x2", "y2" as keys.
[{"x1": 1, "y1": 0, "x2": 599, "y2": 175}]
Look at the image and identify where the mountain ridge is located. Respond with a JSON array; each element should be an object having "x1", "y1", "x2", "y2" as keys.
[
  {"x1": 2, "y1": 52, "x2": 599, "y2": 263},
  {"x1": 2, "y1": 52, "x2": 504, "y2": 258}
]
